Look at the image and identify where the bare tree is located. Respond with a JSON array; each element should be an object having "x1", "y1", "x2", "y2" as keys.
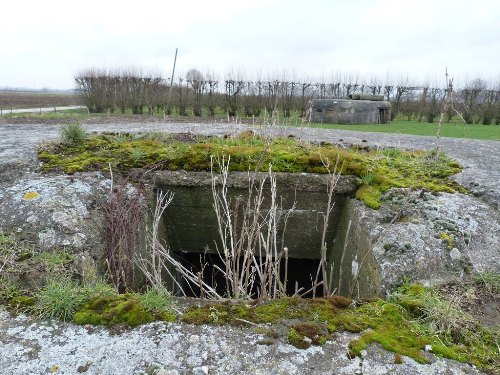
[
  {"x1": 224, "y1": 75, "x2": 245, "y2": 117},
  {"x1": 174, "y1": 77, "x2": 190, "y2": 116},
  {"x1": 186, "y1": 68, "x2": 206, "y2": 116},
  {"x1": 205, "y1": 71, "x2": 219, "y2": 117},
  {"x1": 459, "y1": 78, "x2": 487, "y2": 124}
]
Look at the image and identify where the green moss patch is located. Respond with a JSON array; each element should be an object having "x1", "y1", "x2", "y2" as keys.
[
  {"x1": 182, "y1": 298, "x2": 305, "y2": 325},
  {"x1": 180, "y1": 286, "x2": 498, "y2": 372},
  {"x1": 1, "y1": 280, "x2": 497, "y2": 372},
  {"x1": 6, "y1": 295, "x2": 36, "y2": 313},
  {"x1": 38, "y1": 131, "x2": 464, "y2": 209},
  {"x1": 72, "y1": 291, "x2": 177, "y2": 326},
  {"x1": 288, "y1": 323, "x2": 329, "y2": 349},
  {"x1": 73, "y1": 295, "x2": 154, "y2": 327}
]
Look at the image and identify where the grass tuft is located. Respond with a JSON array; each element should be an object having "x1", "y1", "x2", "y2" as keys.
[
  {"x1": 34, "y1": 279, "x2": 85, "y2": 321},
  {"x1": 59, "y1": 122, "x2": 87, "y2": 145}
]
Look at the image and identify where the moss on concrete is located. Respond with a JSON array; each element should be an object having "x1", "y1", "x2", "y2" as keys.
[
  {"x1": 72, "y1": 295, "x2": 154, "y2": 327},
  {"x1": 38, "y1": 132, "x2": 463, "y2": 209},
  {"x1": 288, "y1": 322, "x2": 329, "y2": 349},
  {"x1": 1, "y1": 280, "x2": 497, "y2": 372},
  {"x1": 180, "y1": 286, "x2": 498, "y2": 372},
  {"x1": 6, "y1": 295, "x2": 36, "y2": 313}
]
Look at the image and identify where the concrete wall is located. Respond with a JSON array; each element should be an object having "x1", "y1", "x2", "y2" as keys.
[
  {"x1": 151, "y1": 171, "x2": 385, "y2": 298},
  {"x1": 309, "y1": 99, "x2": 392, "y2": 124},
  {"x1": 328, "y1": 199, "x2": 381, "y2": 298},
  {"x1": 153, "y1": 171, "x2": 360, "y2": 260}
]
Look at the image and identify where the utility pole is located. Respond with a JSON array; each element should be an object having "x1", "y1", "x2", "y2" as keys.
[{"x1": 164, "y1": 48, "x2": 178, "y2": 119}]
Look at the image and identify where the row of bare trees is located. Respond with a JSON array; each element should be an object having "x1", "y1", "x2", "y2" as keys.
[{"x1": 75, "y1": 68, "x2": 500, "y2": 124}]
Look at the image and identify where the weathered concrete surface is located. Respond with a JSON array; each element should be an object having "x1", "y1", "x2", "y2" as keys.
[
  {"x1": 0, "y1": 173, "x2": 107, "y2": 258},
  {"x1": 334, "y1": 189, "x2": 500, "y2": 297},
  {"x1": 0, "y1": 122, "x2": 499, "y2": 291},
  {"x1": 0, "y1": 307, "x2": 483, "y2": 375},
  {"x1": 0, "y1": 122, "x2": 498, "y2": 374},
  {"x1": 154, "y1": 170, "x2": 359, "y2": 193}
]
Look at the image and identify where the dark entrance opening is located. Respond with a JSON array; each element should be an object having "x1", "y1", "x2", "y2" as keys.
[
  {"x1": 378, "y1": 108, "x2": 388, "y2": 124},
  {"x1": 174, "y1": 252, "x2": 323, "y2": 298}
]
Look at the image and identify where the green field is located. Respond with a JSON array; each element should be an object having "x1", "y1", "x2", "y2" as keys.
[
  {"x1": 307, "y1": 119, "x2": 500, "y2": 141},
  {"x1": 2, "y1": 107, "x2": 499, "y2": 141}
]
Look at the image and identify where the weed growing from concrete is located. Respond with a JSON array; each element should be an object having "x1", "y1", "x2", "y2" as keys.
[
  {"x1": 34, "y1": 278, "x2": 86, "y2": 321},
  {"x1": 136, "y1": 288, "x2": 175, "y2": 315},
  {"x1": 59, "y1": 122, "x2": 87, "y2": 145}
]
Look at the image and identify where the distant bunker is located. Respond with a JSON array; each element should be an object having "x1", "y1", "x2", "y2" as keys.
[
  {"x1": 309, "y1": 95, "x2": 391, "y2": 124},
  {"x1": 152, "y1": 171, "x2": 378, "y2": 297}
]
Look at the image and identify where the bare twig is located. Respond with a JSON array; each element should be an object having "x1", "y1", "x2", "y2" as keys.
[
  {"x1": 210, "y1": 155, "x2": 294, "y2": 299},
  {"x1": 312, "y1": 154, "x2": 342, "y2": 297}
]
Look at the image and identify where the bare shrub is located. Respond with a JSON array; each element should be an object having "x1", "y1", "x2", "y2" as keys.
[
  {"x1": 312, "y1": 155, "x2": 342, "y2": 297},
  {"x1": 138, "y1": 156, "x2": 304, "y2": 300},
  {"x1": 102, "y1": 175, "x2": 146, "y2": 293},
  {"x1": 135, "y1": 190, "x2": 175, "y2": 293},
  {"x1": 137, "y1": 190, "x2": 222, "y2": 299},
  {"x1": 210, "y1": 156, "x2": 295, "y2": 299}
]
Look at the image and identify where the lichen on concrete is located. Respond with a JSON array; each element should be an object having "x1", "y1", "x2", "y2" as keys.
[
  {"x1": 351, "y1": 188, "x2": 500, "y2": 294},
  {"x1": 0, "y1": 174, "x2": 106, "y2": 258},
  {"x1": 0, "y1": 307, "x2": 484, "y2": 375}
]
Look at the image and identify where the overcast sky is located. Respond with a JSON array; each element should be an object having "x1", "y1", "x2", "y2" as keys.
[{"x1": 1, "y1": 0, "x2": 499, "y2": 89}]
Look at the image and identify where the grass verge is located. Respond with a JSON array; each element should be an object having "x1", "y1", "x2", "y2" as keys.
[{"x1": 307, "y1": 119, "x2": 500, "y2": 141}]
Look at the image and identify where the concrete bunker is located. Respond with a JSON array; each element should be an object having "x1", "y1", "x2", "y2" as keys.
[
  {"x1": 309, "y1": 95, "x2": 391, "y2": 124},
  {"x1": 150, "y1": 171, "x2": 380, "y2": 298}
]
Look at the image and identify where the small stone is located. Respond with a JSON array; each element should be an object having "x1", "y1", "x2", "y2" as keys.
[
  {"x1": 425, "y1": 345, "x2": 433, "y2": 352},
  {"x1": 473, "y1": 190, "x2": 485, "y2": 197},
  {"x1": 192, "y1": 367, "x2": 208, "y2": 375},
  {"x1": 189, "y1": 335, "x2": 200, "y2": 344},
  {"x1": 77, "y1": 362, "x2": 92, "y2": 373},
  {"x1": 445, "y1": 223, "x2": 456, "y2": 231},
  {"x1": 450, "y1": 248, "x2": 461, "y2": 260},
  {"x1": 411, "y1": 219, "x2": 420, "y2": 224},
  {"x1": 360, "y1": 350, "x2": 368, "y2": 358}
]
